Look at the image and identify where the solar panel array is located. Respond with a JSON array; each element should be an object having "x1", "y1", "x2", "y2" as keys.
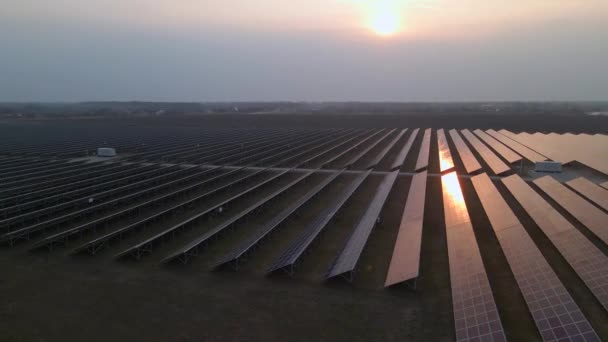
[
  {"x1": 461, "y1": 129, "x2": 511, "y2": 175},
  {"x1": 441, "y1": 172, "x2": 506, "y2": 342},
  {"x1": 1, "y1": 127, "x2": 607, "y2": 341},
  {"x1": 267, "y1": 170, "x2": 371, "y2": 275},
  {"x1": 533, "y1": 176, "x2": 608, "y2": 246},
  {"x1": 344, "y1": 129, "x2": 396, "y2": 169},
  {"x1": 505, "y1": 131, "x2": 608, "y2": 175},
  {"x1": 473, "y1": 129, "x2": 522, "y2": 164},
  {"x1": 161, "y1": 170, "x2": 315, "y2": 264},
  {"x1": 327, "y1": 170, "x2": 399, "y2": 280},
  {"x1": 366, "y1": 129, "x2": 407, "y2": 169},
  {"x1": 390, "y1": 128, "x2": 419, "y2": 171},
  {"x1": 472, "y1": 173, "x2": 599, "y2": 341},
  {"x1": 448, "y1": 129, "x2": 482, "y2": 174},
  {"x1": 486, "y1": 129, "x2": 547, "y2": 163},
  {"x1": 565, "y1": 177, "x2": 608, "y2": 212},
  {"x1": 211, "y1": 170, "x2": 343, "y2": 270},
  {"x1": 318, "y1": 130, "x2": 383, "y2": 168},
  {"x1": 503, "y1": 175, "x2": 608, "y2": 312}
]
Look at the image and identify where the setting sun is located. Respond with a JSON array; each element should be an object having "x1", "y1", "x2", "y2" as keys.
[
  {"x1": 369, "y1": 10, "x2": 401, "y2": 36},
  {"x1": 357, "y1": 0, "x2": 404, "y2": 37}
]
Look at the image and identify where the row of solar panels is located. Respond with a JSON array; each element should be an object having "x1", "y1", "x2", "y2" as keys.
[
  {"x1": 0, "y1": 164, "x2": 417, "y2": 285},
  {"x1": 434, "y1": 128, "x2": 608, "y2": 341},
  {"x1": 2, "y1": 128, "x2": 608, "y2": 341},
  {"x1": 0, "y1": 126, "x2": 428, "y2": 291},
  {"x1": 0, "y1": 126, "x2": 537, "y2": 177},
  {"x1": 0, "y1": 126, "x2": 435, "y2": 230},
  {"x1": 503, "y1": 131, "x2": 608, "y2": 176},
  {"x1": 0, "y1": 127, "x2": 411, "y2": 192},
  {"x1": 2, "y1": 127, "x2": 605, "y2": 178},
  {"x1": 0, "y1": 128, "x2": 321, "y2": 193},
  {"x1": 0, "y1": 129, "x2": 359, "y2": 205},
  {"x1": 0, "y1": 127, "x2": 405, "y2": 168},
  {"x1": 2, "y1": 130, "x2": 600, "y2": 288},
  {"x1": 0, "y1": 128, "x2": 314, "y2": 157},
  {"x1": 0, "y1": 127, "x2": 420, "y2": 247},
  {"x1": 443, "y1": 172, "x2": 608, "y2": 342},
  {"x1": 2, "y1": 127, "x2": 605, "y2": 249},
  {"x1": 0, "y1": 128, "x2": 349, "y2": 211},
  {"x1": 3, "y1": 128, "x2": 605, "y2": 272},
  {"x1": 0, "y1": 126, "x2": 574, "y2": 204}
]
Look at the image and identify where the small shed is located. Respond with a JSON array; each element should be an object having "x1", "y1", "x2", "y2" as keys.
[
  {"x1": 534, "y1": 161, "x2": 562, "y2": 173},
  {"x1": 97, "y1": 147, "x2": 117, "y2": 157}
]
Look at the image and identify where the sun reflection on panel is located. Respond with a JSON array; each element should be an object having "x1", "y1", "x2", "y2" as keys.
[
  {"x1": 439, "y1": 150, "x2": 454, "y2": 172},
  {"x1": 442, "y1": 171, "x2": 465, "y2": 207}
]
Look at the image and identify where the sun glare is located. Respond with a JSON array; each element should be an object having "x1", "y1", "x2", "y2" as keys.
[
  {"x1": 370, "y1": 10, "x2": 401, "y2": 36},
  {"x1": 359, "y1": 0, "x2": 403, "y2": 37},
  {"x1": 441, "y1": 172, "x2": 465, "y2": 206}
]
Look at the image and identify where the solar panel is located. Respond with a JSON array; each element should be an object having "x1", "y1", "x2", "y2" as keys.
[
  {"x1": 41, "y1": 134, "x2": 360, "y2": 253},
  {"x1": 289, "y1": 130, "x2": 368, "y2": 168},
  {"x1": 503, "y1": 175, "x2": 608, "y2": 312},
  {"x1": 437, "y1": 129, "x2": 455, "y2": 172},
  {"x1": 1, "y1": 162, "x2": 117, "y2": 189},
  {"x1": 384, "y1": 171, "x2": 427, "y2": 287},
  {"x1": 448, "y1": 129, "x2": 482, "y2": 174},
  {"x1": 486, "y1": 129, "x2": 547, "y2": 163},
  {"x1": 0, "y1": 162, "x2": 196, "y2": 227},
  {"x1": 71, "y1": 132, "x2": 357, "y2": 255},
  {"x1": 326, "y1": 170, "x2": 399, "y2": 280},
  {"x1": 498, "y1": 130, "x2": 546, "y2": 159},
  {"x1": 415, "y1": 128, "x2": 431, "y2": 171},
  {"x1": 365, "y1": 129, "x2": 407, "y2": 169},
  {"x1": 267, "y1": 170, "x2": 371, "y2": 275},
  {"x1": 533, "y1": 176, "x2": 608, "y2": 246},
  {"x1": 114, "y1": 167, "x2": 293, "y2": 260},
  {"x1": 0, "y1": 163, "x2": 150, "y2": 208},
  {"x1": 0, "y1": 165, "x2": 196, "y2": 240},
  {"x1": 461, "y1": 129, "x2": 511, "y2": 175},
  {"x1": 162, "y1": 170, "x2": 315, "y2": 264},
  {"x1": 319, "y1": 129, "x2": 385, "y2": 168},
  {"x1": 0, "y1": 159, "x2": 61, "y2": 175},
  {"x1": 473, "y1": 129, "x2": 522, "y2": 164},
  {"x1": 0, "y1": 162, "x2": 178, "y2": 218},
  {"x1": 565, "y1": 177, "x2": 608, "y2": 212},
  {"x1": 472, "y1": 173, "x2": 600, "y2": 341},
  {"x1": 390, "y1": 128, "x2": 419, "y2": 171},
  {"x1": 152, "y1": 129, "x2": 303, "y2": 163},
  {"x1": 508, "y1": 133, "x2": 608, "y2": 176},
  {"x1": 211, "y1": 170, "x2": 343, "y2": 270},
  {"x1": 343, "y1": 129, "x2": 395, "y2": 168},
  {"x1": 0, "y1": 160, "x2": 89, "y2": 181},
  {"x1": 261, "y1": 130, "x2": 352, "y2": 166},
  {"x1": 0, "y1": 163, "x2": 147, "y2": 200},
  {"x1": 441, "y1": 172, "x2": 506, "y2": 342},
  {"x1": 512, "y1": 133, "x2": 576, "y2": 165},
  {"x1": 212, "y1": 130, "x2": 328, "y2": 166}
]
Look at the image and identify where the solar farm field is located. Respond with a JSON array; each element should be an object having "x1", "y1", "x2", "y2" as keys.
[{"x1": 1, "y1": 116, "x2": 608, "y2": 342}]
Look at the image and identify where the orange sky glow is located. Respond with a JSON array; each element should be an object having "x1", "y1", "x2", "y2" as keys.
[{"x1": 5, "y1": 0, "x2": 606, "y2": 40}]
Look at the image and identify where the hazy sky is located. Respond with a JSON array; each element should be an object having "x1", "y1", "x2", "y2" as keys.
[{"x1": 1, "y1": 0, "x2": 607, "y2": 102}]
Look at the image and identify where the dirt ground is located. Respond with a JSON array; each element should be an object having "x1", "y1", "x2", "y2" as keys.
[{"x1": 0, "y1": 113, "x2": 607, "y2": 342}]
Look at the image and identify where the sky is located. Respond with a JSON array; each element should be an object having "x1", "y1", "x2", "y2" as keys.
[{"x1": 1, "y1": 0, "x2": 607, "y2": 102}]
